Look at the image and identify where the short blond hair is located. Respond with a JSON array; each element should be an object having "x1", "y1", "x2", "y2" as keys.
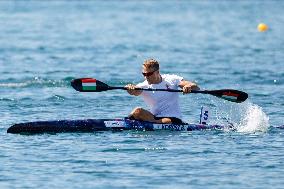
[{"x1": 143, "y1": 59, "x2": 159, "y2": 70}]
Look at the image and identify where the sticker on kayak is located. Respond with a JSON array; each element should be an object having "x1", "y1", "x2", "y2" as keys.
[
  {"x1": 153, "y1": 124, "x2": 186, "y2": 131},
  {"x1": 104, "y1": 121, "x2": 126, "y2": 128}
]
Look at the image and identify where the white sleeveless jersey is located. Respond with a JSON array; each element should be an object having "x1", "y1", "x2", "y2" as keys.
[{"x1": 136, "y1": 74, "x2": 183, "y2": 119}]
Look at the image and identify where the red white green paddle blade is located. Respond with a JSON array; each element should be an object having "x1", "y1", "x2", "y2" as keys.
[
  {"x1": 71, "y1": 78, "x2": 109, "y2": 92},
  {"x1": 206, "y1": 89, "x2": 248, "y2": 103}
]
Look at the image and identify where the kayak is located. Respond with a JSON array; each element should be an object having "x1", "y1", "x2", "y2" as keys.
[{"x1": 7, "y1": 118, "x2": 231, "y2": 134}]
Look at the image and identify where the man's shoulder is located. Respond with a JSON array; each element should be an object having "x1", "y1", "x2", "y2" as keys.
[
  {"x1": 136, "y1": 80, "x2": 149, "y2": 87},
  {"x1": 162, "y1": 74, "x2": 183, "y2": 80}
]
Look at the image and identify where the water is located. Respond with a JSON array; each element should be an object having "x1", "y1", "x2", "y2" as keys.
[{"x1": 1, "y1": 1, "x2": 284, "y2": 188}]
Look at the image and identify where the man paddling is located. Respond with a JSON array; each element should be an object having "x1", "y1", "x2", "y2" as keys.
[{"x1": 126, "y1": 59, "x2": 199, "y2": 124}]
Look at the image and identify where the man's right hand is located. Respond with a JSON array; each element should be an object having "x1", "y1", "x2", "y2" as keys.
[{"x1": 125, "y1": 84, "x2": 142, "y2": 96}]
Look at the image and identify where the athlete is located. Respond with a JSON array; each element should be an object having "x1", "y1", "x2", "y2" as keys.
[{"x1": 125, "y1": 59, "x2": 199, "y2": 124}]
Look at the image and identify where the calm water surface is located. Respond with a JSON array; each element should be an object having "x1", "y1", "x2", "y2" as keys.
[{"x1": 1, "y1": 1, "x2": 284, "y2": 188}]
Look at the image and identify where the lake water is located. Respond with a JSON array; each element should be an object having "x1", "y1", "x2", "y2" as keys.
[{"x1": 1, "y1": 1, "x2": 284, "y2": 188}]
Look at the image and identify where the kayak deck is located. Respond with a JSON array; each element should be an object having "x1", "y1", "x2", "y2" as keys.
[{"x1": 7, "y1": 118, "x2": 230, "y2": 134}]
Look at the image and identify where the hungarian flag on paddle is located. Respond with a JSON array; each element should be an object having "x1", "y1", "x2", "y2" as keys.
[
  {"x1": 221, "y1": 91, "x2": 239, "y2": 101},
  {"x1": 71, "y1": 78, "x2": 110, "y2": 92},
  {"x1": 81, "y1": 78, "x2": 97, "y2": 91}
]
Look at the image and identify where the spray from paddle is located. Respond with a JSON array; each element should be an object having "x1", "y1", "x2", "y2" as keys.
[
  {"x1": 209, "y1": 99, "x2": 269, "y2": 133},
  {"x1": 237, "y1": 103, "x2": 269, "y2": 132}
]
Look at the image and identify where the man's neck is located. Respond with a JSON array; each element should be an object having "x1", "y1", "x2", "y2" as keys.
[{"x1": 151, "y1": 74, "x2": 162, "y2": 84}]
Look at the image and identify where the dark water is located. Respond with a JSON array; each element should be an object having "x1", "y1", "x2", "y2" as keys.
[{"x1": 1, "y1": 1, "x2": 284, "y2": 188}]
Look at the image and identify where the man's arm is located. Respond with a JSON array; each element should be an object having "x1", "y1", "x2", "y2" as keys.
[
  {"x1": 179, "y1": 80, "x2": 200, "y2": 94},
  {"x1": 125, "y1": 84, "x2": 143, "y2": 96}
]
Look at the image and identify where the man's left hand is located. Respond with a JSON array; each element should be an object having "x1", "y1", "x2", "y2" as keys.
[{"x1": 182, "y1": 84, "x2": 194, "y2": 94}]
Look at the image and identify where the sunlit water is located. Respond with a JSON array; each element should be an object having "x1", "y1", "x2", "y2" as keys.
[{"x1": 1, "y1": 1, "x2": 284, "y2": 188}]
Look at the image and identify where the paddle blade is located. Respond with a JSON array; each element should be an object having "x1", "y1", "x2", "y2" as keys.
[
  {"x1": 207, "y1": 89, "x2": 248, "y2": 103},
  {"x1": 71, "y1": 78, "x2": 109, "y2": 92}
]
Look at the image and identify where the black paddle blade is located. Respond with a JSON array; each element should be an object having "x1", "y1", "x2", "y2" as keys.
[
  {"x1": 71, "y1": 78, "x2": 109, "y2": 92},
  {"x1": 207, "y1": 89, "x2": 248, "y2": 103}
]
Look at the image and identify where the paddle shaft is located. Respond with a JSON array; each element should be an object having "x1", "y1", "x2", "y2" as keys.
[
  {"x1": 71, "y1": 78, "x2": 248, "y2": 103},
  {"x1": 109, "y1": 86, "x2": 207, "y2": 93}
]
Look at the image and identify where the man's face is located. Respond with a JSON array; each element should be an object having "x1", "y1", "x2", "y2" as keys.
[{"x1": 142, "y1": 66, "x2": 159, "y2": 84}]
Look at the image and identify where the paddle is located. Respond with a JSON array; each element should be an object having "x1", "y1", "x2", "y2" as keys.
[{"x1": 71, "y1": 78, "x2": 248, "y2": 103}]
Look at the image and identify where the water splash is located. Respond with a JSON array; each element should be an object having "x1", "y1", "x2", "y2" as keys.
[
  {"x1": 206, "y1": 99, "x2": 270, "y2": 133},
  {"x1": 237, "y1": 103, "x2": 269, "y2": 133}
]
